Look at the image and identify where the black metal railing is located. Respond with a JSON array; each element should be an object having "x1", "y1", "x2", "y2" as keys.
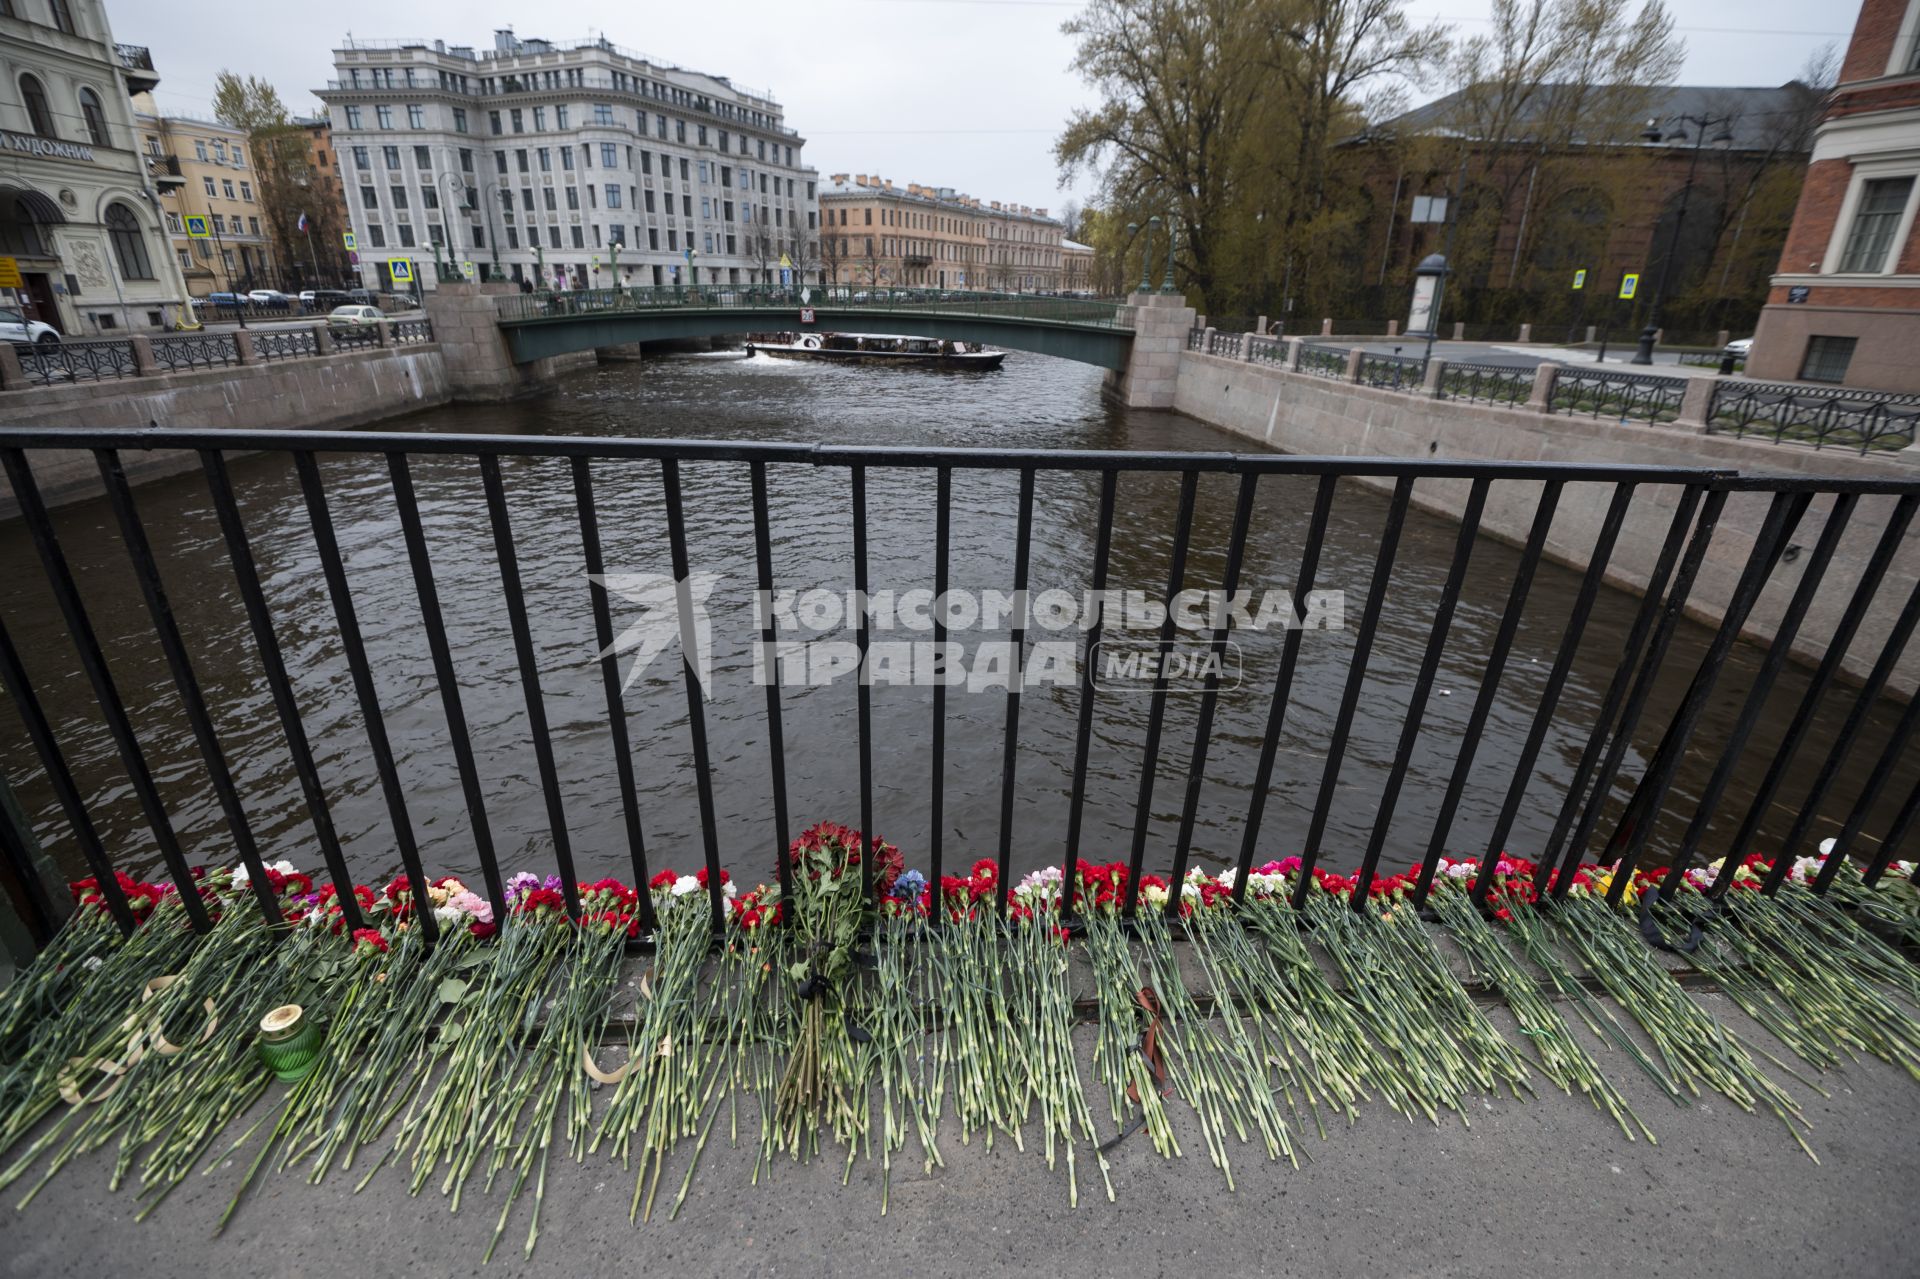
[
  {"x1": 1439, "y1": 361, "x2": 1535, "y2": 408},
  {"x1": 495, "y1": 285, "x2": 1135, "y2": 330},
  {"x1": 1708, "y1": 380, "x2": 1920, "y2": 455},
  {"x1": 3, "y1": 427, "x2": 1916, "y2": 948},
  {"x1": 1246, "y1": 335, "x2": 1287, "y2": 366},
  {"x1": 1297, "y1": 344, "x2": 1350, "y2": 380},
  {"x1": 1358, "y1": 352, "x2": 1425, "y2": 392},
  {"x1": 252, "y1": 329, "x2": 320, "y2": 362},
  {"x1": 1205, "y1": 330, "x2": 1244, "y2": 359},
  {"x1": 14, "y1": 339, "x2": 136, "y2": 386},
  {"x1": 150, "y1": 333, "x2": 240, "y2": 373},
  {"x1": 1548, "y1": 367, "x2": 1687, "y2": 423},
  {"x1": 329, "y1": 327, "x2": 380, "y2": 351},
  {"x1": 390, "y1": 318, "x2": 435, "y2": 344}
]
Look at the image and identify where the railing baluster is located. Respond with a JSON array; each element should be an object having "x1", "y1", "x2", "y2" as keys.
[
  {"x1": 852, "y1": 465, "x2": 874, "y2": 901},
  {"x1": 748, "y1": 461, "x2": 791, "y2": 912},
  {"x1": 1663, "y1": 493, "x2": 1848, "y2": 895},
  {"x1": 0, "y1": 449, "x2": 211, "y2": 931},
  {"x1": 96, "y1": 449, "x2": 283, "y2": 930},
  {"x1": 1539, "y1": 486, "x2": 1705, "y2": 897},
  {"x1": 1123, "y1": 469, "x2": 1198, "y2": 914},
  {"x1": 1231, "y1": 474, "x2": 1336, "y2": 905},
  {"x1": 1063, "y1": 470, "x2": 1118, "y2": 920},
  {"x1": 1609, "y1": 491, "x2": 1804, "y2": 902},
  {"x1": 1816, "y1": 687, "x2": 1920, "y2": 893},
  {"x1": 0, "y1": 615, "x2": 136, "y2": 932},
  {"x1": 1166, "y1": 472, "x2": 1258, "y2": 912},
  {"x1": 1867, "y1": 773, "x2": 1920, "y2": 888},
  {"x1": 1296, "y1": 476, "x2": 1414, "y2": 908},
  {"x1": 387, "y1": 454, "x2": 507, "y2": 922},
  {"x1": 660, "y1": 459, "x2": 728, "y2": 929},
  {"x1": 1409, "y1": 481, "x2": 1563, "y2": 908},
  {"x1": 996, "y1": 467, "x2": 1036, "y2": 915},
  {"x1": 1356, "y1": 478, "x2": 1487, "y2": 907},
  {"x1": 1469, "y1": 483, "x2": 1633, "y2": 904},
  {"x1": 200, "y1": 449, "x2": 364, "y2": 931},
  {"x1": 294, "y1": 451, "x2": 438, "y2": 942},
  {"x1": 1761, "y1": 569, "x2": 1920, "y2": 894},
  {"x1": 479, "y1": 453, "x2": 582, "y2": 919},
  {"x1": 930, "y1": 466, "x2": 950, "y2": 892}
]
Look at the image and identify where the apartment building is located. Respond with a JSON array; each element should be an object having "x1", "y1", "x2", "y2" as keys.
[
  {"x1": 817, "y1": 174, "x2": 1065, "y2": 292},
  {"x1": 317, "y1": 28, "x2": 820, "y2": 291},
  {"x1": 132, "y1": 92, "x2": 278, "y2": 297}
]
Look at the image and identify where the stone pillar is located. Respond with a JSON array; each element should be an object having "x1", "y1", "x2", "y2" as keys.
[
  {"x1": 1255, "y1": 315, "x2": 1267, "y2": 335},
  {"x1": 1195, "y1": 314, "x2": 1207, "y2": 330},
  {"x1": 232, "y1": 329, "x2": 257, "y2": 364},
  {"x1": 0, "y1": 342, "x2": 21, "y2": 389},
  {"x1": 1674, "y1": 377, "x2": 1717, "y2": 432},
  {"x1": 374, "y1": 320, "x2": 393, "y2": 347},
  {"x1": 1517, "y1": 323, "x2": 1532, "y2": 344},
  {"x1": 1387, "y1": 319, "x2": 1400, "y2": 337},
  {"x1": 311, "y1": 322, "x2": 333, "y2": 355},
  {"x1": 1655, "y1": 328, "x2": 1665, "y2": 345},
  {"x1": 130, "y1": 334, "x2": 158, "y2": 376},
  {"x1": 1320, "y1": 318, "x2": 1333, "y2": 337},
  {"x1": 1526, "y1": 361, "x2": 1559, "y2": 412},
  {"x1": 1285, "y1": 337, "x2": 1303, "y2": 370},
  {"x1": 1421, "y1": 358, "x2": 1448, "y2": 398},
  {"x1": 421, "y1": 280, "x2": 565, "y2": 401},
  {"x1": 1202, "y1": 326, "x2": 1216, "y2": 355},
  {"x1": 1344, "y1": 347, "x2": 1365, "y2": 382},
  {"x1": 1715, "y1": 329, "x2": 1730, "y2": 349},
  {"x1": 1586, "y1": 325, "x2": 1597, "y2": 343},
  {"x1": 1452, "y1": 321, "x2": 1465, "y2": 341},
  {"x1": 1109, "y1": 291, "x2": 1198, "y2": 409}
]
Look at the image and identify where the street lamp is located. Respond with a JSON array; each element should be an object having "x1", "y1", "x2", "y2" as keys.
[
  {"x1": 1124, "y1": 218, "x2": 1158, "y2": 295},
  {"x1": 1160, "y1": 215, "x2": 1179, "y2": 294},
  {"x1": 438, "y1": 171, "x2": 467, "y2": 282},
  {"x1": 1632, "y1": 113, "x2": 1734, "y2": 365},
  {"x1": 483, "y1": 182, "x2": 507, "y2": 277}
]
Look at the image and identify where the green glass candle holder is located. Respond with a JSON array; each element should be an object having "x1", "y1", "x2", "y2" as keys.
[{"x1": 256, "y1": 1004, "x2": 324, "y2": 1082}]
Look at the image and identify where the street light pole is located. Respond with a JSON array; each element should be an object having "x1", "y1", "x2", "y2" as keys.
[
  {"x1": 1160, "y1": 215, "x2": 1178, "y2": 294},
  {"x1": 1633, "y1": 113, "x2": 1731, "y2": 365}
]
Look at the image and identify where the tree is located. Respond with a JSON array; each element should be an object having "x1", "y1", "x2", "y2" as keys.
[
  {"x1": 821, "y1": 231, "x2": 845, "y2": 286},
  {"x1": 214, "y1": 71, "x2": 347, "y2": 289}
]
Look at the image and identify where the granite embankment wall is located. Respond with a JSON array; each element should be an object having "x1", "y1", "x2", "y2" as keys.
[
  {"x1": 0, "y1": 344, "x2": 450, "y2": 518},
  {"x1": 1172, "y1": 349, "x2": 1920, "y2": 698}
]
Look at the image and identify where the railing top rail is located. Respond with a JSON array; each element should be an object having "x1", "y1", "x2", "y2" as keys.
[
  {"x1": 1714, "y1": 379, "x2": 1920, "y2": 407},
  {"x1": 0, "y1": 427, "x2": 1768, "y2": 486},
  {"x1": 1555, "y1": 366, "x2": 1688, "y2": 388}
]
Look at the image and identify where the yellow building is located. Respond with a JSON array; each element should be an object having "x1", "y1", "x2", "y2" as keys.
[
  {"x1": 1062, "y1": 238, "x2": 1094, "y2": 294},
  {"x1": 818, "y1": 173, "x2": 1063, "y2": 291},
  {"x1": 132, "y1": 92, "x2": 278, "y2": 296}
]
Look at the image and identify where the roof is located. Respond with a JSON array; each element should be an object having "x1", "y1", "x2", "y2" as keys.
[
  {"x1": 1062, "y1": 239, "x2": 1093, "y2": 253},
  {"x1": 819, "y1": 175, "x2": 1061, "y2": 225},
  {"x1": 1364, "y1": 82, "x2": 1821, "y2": 153}
]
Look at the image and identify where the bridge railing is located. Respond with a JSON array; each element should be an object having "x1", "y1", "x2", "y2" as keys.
[
  {"x1": 2, "y1": 426, "x2": 1916, "y2": 947},
  {"x1": 492, "y1": 285, "x2": 1135, "y2": 330},
  {"x1": 1708, "y1": 380, "x2": 1920, "y2": 455}
]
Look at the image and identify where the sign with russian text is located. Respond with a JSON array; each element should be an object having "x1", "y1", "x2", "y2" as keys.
[
  {"x1": 800, "y1": 307, "x2": 816, "y2": 324},
  {"x1": 1787, "y1": 285, "x2": 1810, "y2": 304},
  {"x1": 184, "y1": 215, "x2": 210, "y2": 239},
  {"x1": 1618, "y1": 273, "x2": 1639, "y2": 300},
  {"x1": 0, "y1": 256, "x2": 21, "y2": 289},
  {"x1": 0, "y1": 131, "x2": 94, "y2": 162}
]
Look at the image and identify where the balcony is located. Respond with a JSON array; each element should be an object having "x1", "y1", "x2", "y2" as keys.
[
  {"x1": 904, "y1": 254, "x2": 933, "y2": 268},
  {"x1": 117, "y1": 44, "x2": 159, "y2": 93},
  {"x1": 148, "y1": 154, "x2": 185, "y2": 191}
]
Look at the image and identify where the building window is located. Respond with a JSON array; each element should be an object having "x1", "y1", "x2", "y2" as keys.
[
  {"x1": 601, "y1": 143, "x2": 617, "y2": 167},
  {"x1": 222, "y1": 179, "x2": 236, "y2": 199},
  {"x1": 367, "y1": 224, "x2": 385, "y2": 247},
  {"x1": 48, "y1": 0, "x2": 76, "y2": 33},
  {"x1": 390, "y1": 185, "x2": 407, "y2": 209},
  {"x1": 538, "y1": 147, "x2": 551, "y2": 173},
  {"x1": 203, "y1": 177, "x2": 216, "y2": 196},
  {"x1": 556, "y1": 105, "x2": 569, "y2": 129},
  {"x1": 453, "y1": 107, "x2": 468, "y2": 134},
  {"x1": 565, "y1": 186, "x2": 579, "y2": 211},
  {"x1": 594, "y1": 103, "x2": 614, "y2": 126},
  {"x1": 533, "y1": 107, "x2": 546, "y2": 131},
  {"x1": 344, "y1": 105, "x2": 362, "y2": 129},
  {"x1": 420, "y1": 185, "x2": 438, "y2": 210},
  {"x1": 20, "y1": 75, "x2": 55, "y2": 136},
  {"x1": 415, "y1": 145, "x2": 432, "y2": 168},
  {"x1": 248, "y1": 217, "x2": 260, "y2": 235},
  {"x1": 376, "y1": 105, "x2": 394, "y2": 129},
  {"x1": 561, "y1": 146, "x2": 574, "y2": 172},
  {"x1": 351, "y1": 144, "x2": 369, "y2": 170},
  {"x1": 571, "y1": 225, "x2": 584, "y2": 248},
  {"x1": 398, "y1": 225, "x2": 415, "y2": 247},
  {"x1": 605, "y1": 184, "x2": 621, "y2": 209},
  {"x1": 459, "y1": 147, "x2": 473, "y2": 173},
  {"x1": 105, "y1": 204, "x2": 154, "y2": 279},
  {"x1": 239, "y1": 181, "x2": 252, "y2": 200},
  {"x1": 511, "y1": 108, "x2": 524, "y2": 133},
  {"x1": 78, "y1": 88, "x2": 108, "y2": 146},
  {"x1": 177, "y1": 248, "x2": 191, "y2": 272},
  {"x1": 1838, "y1": 177, "x2": 1915, "y2": 273},
  {"x1": 383, "y1": 144, "x2": 400, "y2": 169},
  {"x1": 489, "y1": 110, "x2": 502, "y2": 135},
  {"x1": 1799, "y1": 336, "x2": 1857, "y2": 383}
]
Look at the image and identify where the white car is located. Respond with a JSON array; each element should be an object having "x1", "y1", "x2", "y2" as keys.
[
  {"x1": 327, "y1": 304, "x2": 382, "y2": 330},
  {"x1": 0, "y1": 305, "x2": 59, "y2": 345},
  {"x1": 1723, "y1": 337, "x2": 1752, "y2": 360},
  {"x1": 298, "y1": 290, "x2": 317, "y2": 306}
]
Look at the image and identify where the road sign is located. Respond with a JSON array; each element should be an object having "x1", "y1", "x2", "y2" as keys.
[
  {"x1": 0, "y1": 256, "x2": 19, "y2": 289},
  {"x1": 460, "y1": 260, "x2": 476, "y2": 280},
  {"x1": 348, "y1": 251, "x2": 360, "y2": 265},
  {"x1": 778, "y1": 253, "x2": 792, "y2": 269},
  {"x1": 1571, "y1": 268, "x2": 1587, "y2": 290},
  {"x1": 388, "y1": 258, "x2": 414, "y2": 284},
  {"x1": 800, "y1": 307, "x2": 816, "y2": 324},
  {"x1": 1787, "y1": 285, "x2": 1810, "y2": 304},
  {"x1": 780, "y1": 268, "x2": 791, "y2": 287},
  {"x1": 184, "y1": 215, "x2": 210, "y2": 239},
  {"x1": 342, "y1": 231, "x2": 357, "y2": 251},
  {"x1": 1618, "y1": 273, "x2": 1639, "y2": 300}
]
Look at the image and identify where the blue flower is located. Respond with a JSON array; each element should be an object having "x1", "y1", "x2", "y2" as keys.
[{"x1": 891, "y1": 869, "x2": 927, "y2": 902}]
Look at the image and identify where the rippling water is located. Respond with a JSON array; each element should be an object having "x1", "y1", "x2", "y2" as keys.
[{"x1": 0, "y1": 348, "x2": 1908, "y2": 892}]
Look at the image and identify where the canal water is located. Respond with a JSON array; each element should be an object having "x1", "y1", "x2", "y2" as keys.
[{"x1": 0, "y1": 350, "x2": 1910, "y2": 893}]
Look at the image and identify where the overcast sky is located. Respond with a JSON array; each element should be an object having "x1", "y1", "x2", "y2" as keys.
[{"x1": 121, "y1": 0, "x2": 1860, "y2": 214}]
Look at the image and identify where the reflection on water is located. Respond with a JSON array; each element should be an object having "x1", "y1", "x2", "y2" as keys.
[{"x1": 0, "y1": 348, "x2": 1911, "y2": 891}]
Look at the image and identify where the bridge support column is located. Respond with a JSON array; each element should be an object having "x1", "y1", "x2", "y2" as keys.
[
  {"x1": 422, "y1": 280, "x2": 561, "y2": 401},
  {"x1": 1108, "y1": 291, "x2": 1197, "y2": 409}
]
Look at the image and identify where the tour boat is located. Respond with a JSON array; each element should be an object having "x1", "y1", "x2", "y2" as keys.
[{"x1": 744, "y1": 331, "x2": 1007, "y2": 369}]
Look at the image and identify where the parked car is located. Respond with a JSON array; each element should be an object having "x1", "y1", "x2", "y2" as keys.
[
  {"x1": 1723, "y1": 336, "x2": 1752, "y2": 361},
  {"x1": 327, "y1": 304, "x2": 383, "y2": 332},
  {"x1": 0, "y1": 305, "x2": 59, "y2": 346},
  {"x1": 247, "y1": 289, "x2": 292, "y2": 308},
  {"x1": 302, "y1": 289, "x2": 351, "y2": 311}
]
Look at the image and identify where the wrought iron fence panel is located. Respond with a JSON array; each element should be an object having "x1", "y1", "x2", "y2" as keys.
[
  {"x1": 392, "y1": 318, "x2": 434, "y2": 344},
  {"x1": 1297, "y1": 344, "x2": 1349, "y2": 380},
  {"x1": 13, "y1": 339, "x2": 136, "y2": 387},
  {"x1": 1548, "y1": 367, "x2": 1686, "y2": 423},
  {"x1": 330, "y1": 327, "x2": 379, "y2": 351},
  {"x1": 252, "y1": 329, "x2": 320, "y2": 362},
  {"x1": 1439, "y1": 362, "x2": 1534, "y2": 408},
  {"x1": 1359, "y1": 352, "x2": 1425, "y2": 392},
  {"x1": 1186, "y1": 327, "x2": 1205, "y2": 351},
  {"x1": 1246, "y1": 336, "x2": 1286, "y2": 366},
  {"x1": 150, "y1": 333, "x2": 240, "y2": 373},
  {"x1": 1708, "y1": 381, "x2": 1920, "y2": 454},
  {"x1": 1205, "y1": 330, "x2": 1243, "y2": 359}
]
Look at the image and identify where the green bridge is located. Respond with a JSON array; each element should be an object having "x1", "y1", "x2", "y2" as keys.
[{"x1": 490, "y1": 285, "x2": 1140, "y2": 370}]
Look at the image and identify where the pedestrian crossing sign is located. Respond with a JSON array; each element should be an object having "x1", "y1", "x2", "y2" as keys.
[
  {"x1": 342, "y1": 232, "x2": 357, "y2": 251},
  {"x1": 1619, "y1": 273, "x2": 1639, "y2": 300},
  {"x1": 184, "y1": 215, "x2": 210, "y2": 239},
  {"x1": 389, "y1": 259, "x2": 414, "y2": 284},
  {"x1": 1571, "y1": 269, "x2": 1586, "y2": 290}
]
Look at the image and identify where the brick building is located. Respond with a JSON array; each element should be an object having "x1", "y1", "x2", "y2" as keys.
[
  {"x1": 1747, "y1": 0, "x2": 1920, "y2": 388},
  {"x1": 818, "y1": 174, "x2": 1063, "y2": 291}
]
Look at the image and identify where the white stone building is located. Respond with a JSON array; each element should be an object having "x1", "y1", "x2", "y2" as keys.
[
  {"x1": 317, "y1": 29, "x2": 822, "y2": 292},
  {"x1": 0, "y1": 0, "x2": 190, "y2": 335}
]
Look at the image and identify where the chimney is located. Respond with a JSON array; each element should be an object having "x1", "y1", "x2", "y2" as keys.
[
  {"x1": 830, "y1": 173, "x2": 849, "y2": 184},
  {"x1": 855, "y1": 174, "x2": 869, "y2": 186},
  {"x1": 883, "y1": 177, "x2": 893, "y2": 189}
]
